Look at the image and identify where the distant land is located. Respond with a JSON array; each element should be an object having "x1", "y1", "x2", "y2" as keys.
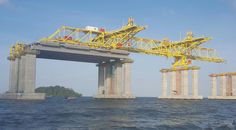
[{"x1": 35, "y1": 85, "x2": 82, "y2": 97}]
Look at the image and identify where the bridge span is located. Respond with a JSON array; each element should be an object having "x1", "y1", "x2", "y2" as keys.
[{"x1": 1, "y1": 42, "x2": 134, "y2": 100}]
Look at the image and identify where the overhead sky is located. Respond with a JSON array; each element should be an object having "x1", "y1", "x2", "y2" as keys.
[{"x1": 0, "y1": 0, "x2": 236, "y2": 97}]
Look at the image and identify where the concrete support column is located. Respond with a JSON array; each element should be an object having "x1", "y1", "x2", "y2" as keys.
[
  {"x1": 95, "y1": 59, "x2": 134, "y2": 99},
  {"x1": 182, "y1": 70, "x2": 188, "y2": 96},
  {"x1": 105, "y1": 63, "x2": 112, "y2": 95},
  {"x1": 98, "y1": 64, "x2": 105, "y2": 95},
  {"x1": 17, "y1": 54, "x2": 37, "y2": 93},
  {"x1": 220, "y1": 76, "x2": 227, "y2": 96},
  {"x1": 123, "y1": 62, "x2": 131, "y2": 96},
  {"x1": 113, "y1": 62, "x2": 122, "y2": 96},
  {"x1": 111, "y1": 63, "x2": 116, "y2": 95},
  {"x1": 171, "y1": 71, "x2": 176, "y2": 96},
  {"x1": 232, "y1": 76, "x2": 236, "y2": 96},
  {"x1": 9, "y1": 60, "x2": 14, "y2": 92},
  {"x1": 18, "y1": 56, "x2": 26, "y2": 93},
  {"x1": 211, "y1": 76, "x2": 217, "y2": 96},
  {"x1": 176, "y1": 71, "x2": 181, "y2": 95},
  {"x1": 24, "y1": 54, "x2": 36, "y2": 93},
  {"x1": 94, "y1": 60, "x2": 134, "y2": 99},
  {"x1": 226, "y1": 76, "x2": 232, "y2": 96},
  {"x1": 9, "y1": 59, "x2": 18, "y2": 93},
  {"x1": 159, "y1": 66, "x2": 202, "y2": 99},
  {"x1": 192, "y1": 69, "x2": 199, "y2": 97},
  {"x1": 161, "y1": 71, "x2": 168, "y2": 97}
]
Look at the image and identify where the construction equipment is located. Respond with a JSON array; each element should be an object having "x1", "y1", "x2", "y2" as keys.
[
  {"x1": 11, "y1": 18, "x2": 224, "y2": 68},
  {"x1": 9, "y1": 43, "x2": 26, "y2": 60}
]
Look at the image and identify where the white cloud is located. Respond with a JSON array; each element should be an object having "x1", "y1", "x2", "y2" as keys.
[{"x1": 0, "y1": 0, "x2": 9, "y2": 5}]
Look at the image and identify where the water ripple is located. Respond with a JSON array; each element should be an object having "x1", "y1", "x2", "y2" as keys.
[{"x1": 0, "y1": 97, "x2": 236, "y2": 130}]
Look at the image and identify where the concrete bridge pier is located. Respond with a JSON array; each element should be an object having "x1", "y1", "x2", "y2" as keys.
[
  {"x1": 1, "y1": 43, "x2": 134, "y2": 100},
  {"x1": 1, "y1": 52, "x2": 45, "y2": 100},
  {"x1": 8, "y1": 58, "x2": 19, "y2": 93},
  {"x1": 123, "y1": 62, "x2": 133, "y2": 97},
  {"x1": 208, "y1": 72, "x2": 236, "y2": 99},
  {"x1": 97, "y1": 63, "x2": 105, "y2": 95},
  {"x1": 94, "y1": 60, "x2": 135, "y2": 99},
  {"x1": 159, "y1": 67, "x2": 203, "y2": 99}
]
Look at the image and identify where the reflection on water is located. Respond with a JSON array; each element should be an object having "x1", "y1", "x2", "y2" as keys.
[{"x1": 0, "y1": 97, "x2": 236, "y2": 130}]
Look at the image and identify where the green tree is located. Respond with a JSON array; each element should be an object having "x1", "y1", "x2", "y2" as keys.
[{"x1": 35, "y1": 85, "x2": 82, "y2": 97}]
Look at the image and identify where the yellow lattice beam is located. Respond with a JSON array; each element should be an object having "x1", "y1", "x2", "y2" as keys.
[{"x1": 36, "y1": 18, "x2": 224, "y2": 68}]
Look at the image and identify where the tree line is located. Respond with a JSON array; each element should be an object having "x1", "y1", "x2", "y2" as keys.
[{"x1": 35, "y1": 85, "x2": 82, "y2": 97}]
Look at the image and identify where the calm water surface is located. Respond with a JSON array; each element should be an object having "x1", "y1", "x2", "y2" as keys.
[{"x1": 0, "y1": 97, "x2": 236, "y2": 130}]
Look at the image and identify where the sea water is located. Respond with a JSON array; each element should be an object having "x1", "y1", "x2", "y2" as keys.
[{"x1": 0, "y1": 97, "x2": 236, "y2": 130}]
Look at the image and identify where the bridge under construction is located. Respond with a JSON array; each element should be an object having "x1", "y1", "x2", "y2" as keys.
[{"x1": 1, "y1": 18, "x2": 225, "y2": 100}]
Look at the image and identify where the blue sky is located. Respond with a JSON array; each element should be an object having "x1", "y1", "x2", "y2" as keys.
[{"x1": 0, "y1": 0, "x2": 236, "y2": 97}]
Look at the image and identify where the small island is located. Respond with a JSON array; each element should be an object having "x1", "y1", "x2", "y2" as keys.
[{"x1": 35, "y1": 85, "x2": 82, "y2": 98}]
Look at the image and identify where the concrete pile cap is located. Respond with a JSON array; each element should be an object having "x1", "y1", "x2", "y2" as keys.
[
  {"x1": 96, "y1": 58, "x2": 133, "y2": 66},
  {"x1": 160, "y1": 66, "x2": 200, "y2": 72},
  {"x1": 209, "y1": 72, "x2": 236, "y2": 77},
  {"x1": 7, "y1": 44, "x2": 39, "y2": 61},
  {"x1": 121, "y1": 58, "x2": 134, "y2": 63}
]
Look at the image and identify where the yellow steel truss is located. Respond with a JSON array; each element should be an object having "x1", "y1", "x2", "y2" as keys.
[{"x1": 10, "y1": 18, "x2": 224, "y2": 68}]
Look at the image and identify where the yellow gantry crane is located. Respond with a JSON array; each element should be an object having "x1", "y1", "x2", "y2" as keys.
[{"x1": 10, "y1": 18, "x2": 224, "y2": 68}]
